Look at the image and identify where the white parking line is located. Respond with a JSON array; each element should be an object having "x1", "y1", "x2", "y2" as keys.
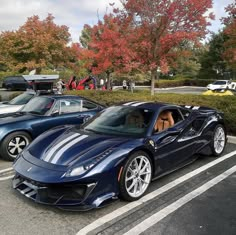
[
  {"x1": 77, "y1": 150, "x2": 236, "y2": 235},
  {"x1": 124, "y1": 165, "x2": 236, "y2": 235},
  {"x1": 0, "y1": 167, "x2": 13, "y2": 174},
  {"x1": 0, "y1": 175, "x2": 14, "y2": 181}
]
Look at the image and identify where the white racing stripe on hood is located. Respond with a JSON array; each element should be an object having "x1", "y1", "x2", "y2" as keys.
[
  {"x1": 50, "y1": 135, "x2": 88, "y2": 164},
  {"x1": 43, "y1": 133, "x2": 80, "y2": 162}
]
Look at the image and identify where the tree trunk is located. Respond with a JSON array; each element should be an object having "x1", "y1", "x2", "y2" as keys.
[
  {"x1": 106, "y1": 72, "x2": 111, "y2": 90},
  {"x1": 35, "y1": 67, "x2": 41, "y2": 74},
  {"x1": 151, "y1": 70, "x2": 156, "y2": 96}
]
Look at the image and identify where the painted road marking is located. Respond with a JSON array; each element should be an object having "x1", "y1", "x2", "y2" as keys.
[
  {"x1": 0, "y1": 167, "x2": 13, "y2": 174},
  {"x1": 77, "y1": 150, "x2": 236, "y2": 235},
  {"x1": 0, "y1": 175, "x2": 14, "y2": 181},
  {"x1": 124, "y1": 165, "x2": 236, "y2": 235}
]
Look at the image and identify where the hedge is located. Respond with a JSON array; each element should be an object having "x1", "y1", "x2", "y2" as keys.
[
  {"x1": 155, "y1": 79, "x2": 216, "y2": 88},
  {"x1": 65, "y1": 90, "x2": 236, "y2": 135}
]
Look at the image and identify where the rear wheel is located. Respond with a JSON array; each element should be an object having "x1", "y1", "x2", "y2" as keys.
[
  {"x1": 211, "y1": 124, "x2": 226, "y2": 156},
  {"x1": 119, "y1": 151, "x2": 152, "y2": 201},
  {"x1": 0, "y1": 131, "x2": 31, "y2": 161}
]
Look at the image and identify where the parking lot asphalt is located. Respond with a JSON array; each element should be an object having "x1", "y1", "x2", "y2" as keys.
[{"x1": 0, "y1": 143, "x2": 235, "y2": 235}]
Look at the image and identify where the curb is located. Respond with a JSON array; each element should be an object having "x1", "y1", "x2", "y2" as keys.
[{"x1": 228, "y1": 135, "x2": 236, "y2": 144}]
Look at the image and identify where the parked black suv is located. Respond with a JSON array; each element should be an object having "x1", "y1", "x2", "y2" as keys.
[{"x1": 2, "y1": 76, "x2": 29, "y2": 91}]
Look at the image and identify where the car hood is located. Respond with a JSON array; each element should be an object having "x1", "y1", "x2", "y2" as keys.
[
  {"x1": 0, "y1": 104, "x2": 23, "y2": 114},
  {"x1": 26, "y1": 127, "x2": 131, "y2": 167},
  {"x1": 0, "y1": 112, "x2": 37, "y2": 124}
]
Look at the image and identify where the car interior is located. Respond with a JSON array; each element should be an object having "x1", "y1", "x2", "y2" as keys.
[{"x1": 154, "y1": 109, "x2": 184, "y2": 132}]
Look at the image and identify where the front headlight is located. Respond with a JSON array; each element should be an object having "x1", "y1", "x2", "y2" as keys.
[{"x1": 64, "y1": 149, "x2": 113, "y2": 177}]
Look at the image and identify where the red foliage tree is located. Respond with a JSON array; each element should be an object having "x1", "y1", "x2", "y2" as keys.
[
  {"x1": 118, "y1": 0, "x2": 214, "y2": 94},
  {"x1": 81, "y1": 14, "x2": 136, "y2": 89}
]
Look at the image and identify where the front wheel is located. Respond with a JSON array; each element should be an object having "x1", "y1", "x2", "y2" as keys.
[
  {"x1": 211, "y1": 124, "x2": 226, "y2": 156},
  {"x1": 119, "y1": 151, "x2": 152, "y2": 201},
  {"x1": 0, "y1": 131, "x2": 32, "y2": 161}
]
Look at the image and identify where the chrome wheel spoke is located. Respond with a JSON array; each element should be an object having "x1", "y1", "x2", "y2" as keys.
[
  {"x1": 126, "y1": 174, "x2": 135, "y2": 182},
  {"x1": 9, "y1": 147, "x2": 17, "y2": 154},
  {"x1": 16, "y1": 147, "x2": 23, "y2": 153},
  {"x1": 18, "y1": 141, "x2": 26, "y2": 146},
  {"x1": 127, "y1": 180, "x2": 136, "y2": 192},
  {"x1": 15, "y1": 137, "x2": 20, "y2": 145},
  {"x1": 138, "y1": 157, "x2": 144, "y2": 171},
  {"x1": 9, "y1": 142, "x2": 15, "y2": 147},
  {"x1": 139, "y1": 177, "x2": 149, "y2": 184},
  {"x1": 133, "y1": 181, "x2": 138, "y2": 195}
]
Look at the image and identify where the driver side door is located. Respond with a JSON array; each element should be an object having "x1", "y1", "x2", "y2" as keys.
[{"x1": 151, "y1": 108, "x2": 196, "y2": 176}]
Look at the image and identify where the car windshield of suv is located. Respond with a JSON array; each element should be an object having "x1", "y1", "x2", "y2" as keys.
[
  {"x1": 213, "y1": 81, "x2": 227, "y2": 85},
  {"x1": 83, "y1": 106, "x2": 154, "y2": 137},
  {"x1": 21, "y1": 97, "x2": 54, "y2": 115},
  {"x1": 8, "y1": 93, "x2": 34, "y2": 105}
]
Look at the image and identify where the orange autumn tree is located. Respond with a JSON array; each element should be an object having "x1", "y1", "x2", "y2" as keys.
[
  {"x1": 117, "y1": 0, "x2": 214, "y2": 95},
  {"x1": 222, "y1": 3, "x2": 236, "y2": 70},
  {"x1": 0, "y1": 14, "x2": 72, "y2": 73}
]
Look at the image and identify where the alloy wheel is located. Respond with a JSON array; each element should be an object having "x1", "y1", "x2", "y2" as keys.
[
  {"x1": 7, "y1": 135, "x2": 29, "y2": 157},
  {"x1": 125, "y1": 155, "x2": 152, "y2": 198},
  {"x1": 213, "y1": 126, "x2": 226, "y2": 154}
]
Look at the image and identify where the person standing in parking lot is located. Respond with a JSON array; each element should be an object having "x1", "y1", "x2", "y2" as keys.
[
  {"x1": 56, "y1": 79, "x2": 65, "y2": 94},
  {"x1": 123, "y1": 79, "x2": 127, "y2": 90}
]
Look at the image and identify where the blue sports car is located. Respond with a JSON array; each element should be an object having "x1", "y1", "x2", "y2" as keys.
[
  {"x1": 0, "y1": 95, "x2": 104, "y2": 161},
  {"x1": 13, "y1": 101, "x2": 227, "y2": 210}
]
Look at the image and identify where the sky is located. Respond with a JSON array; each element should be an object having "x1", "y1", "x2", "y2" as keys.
[{"x1": 0, "y1": 0, "x2": 234, "y2": 43}]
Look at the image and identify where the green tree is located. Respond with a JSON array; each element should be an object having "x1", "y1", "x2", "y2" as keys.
[{"x1": 198, "y1": 32, "x2": 227, "y2": 79}]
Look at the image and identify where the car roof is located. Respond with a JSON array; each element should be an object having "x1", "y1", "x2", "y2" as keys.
[
  {"x1": 121, "y1": 101, "x2": 181, "y2": 111},
  {"x1": 37, "y1": 95, "x2": 81, "y2": 99}
]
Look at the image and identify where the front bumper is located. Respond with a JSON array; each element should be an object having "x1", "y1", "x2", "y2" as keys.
[{"x1": 13, "y1": 174, "x2": 97, "y2": 210}]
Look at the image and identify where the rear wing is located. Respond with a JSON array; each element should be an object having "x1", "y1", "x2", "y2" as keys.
[{"x1": 182, "y1": 105, "x2": 222, "y2": 115}]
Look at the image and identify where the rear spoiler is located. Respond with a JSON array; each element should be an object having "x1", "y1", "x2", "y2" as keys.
[{"x1": 182, "y1": 105, "x2": 219, "y2": 113}]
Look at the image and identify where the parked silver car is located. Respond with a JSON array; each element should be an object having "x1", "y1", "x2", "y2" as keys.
[{"x1": 0, "y1": 91, "x2": 35, "y2": 114}]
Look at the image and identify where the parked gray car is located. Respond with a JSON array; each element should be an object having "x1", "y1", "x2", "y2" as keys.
[{"x1": 0, "y1": 91, "x2": 36, "y2": 114}]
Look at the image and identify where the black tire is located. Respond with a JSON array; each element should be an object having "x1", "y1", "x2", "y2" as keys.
[
  {"x1": 210, "y1": 124, "x2": 226, "y2": 157},
  {"x1": 119, "y1": 151, "x2": 152, "y2": 201},
  {"x1": 0, "y1": 131, "x2": 32, "y2": 161}
]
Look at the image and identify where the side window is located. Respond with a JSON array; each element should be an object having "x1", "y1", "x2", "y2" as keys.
[
  {"x1": 82, "y1": 100, "x2": 97, "y2": 111},
  {"x1": 154, "y1": 109, "x2": 183, "y2": 132},
  {"x1": 182, "y1": 117, "x2": 206, "y2": 138},
  {"x1": 60, "y1": 99, "x2": 82, "y2": 114},
  {"x1": 191, "y1": 117, "x2": 206, "y2": 132}
]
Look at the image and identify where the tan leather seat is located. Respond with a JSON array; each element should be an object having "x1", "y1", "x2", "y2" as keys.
[
  {"x1": 155, "y1": 111, "x2": 174, "y2": 132},
  {"x1": 126, "y1": 111, "x2": 144, "y2": 128}
]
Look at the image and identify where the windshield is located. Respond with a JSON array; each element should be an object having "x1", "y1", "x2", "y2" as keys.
[
  {"x1": 9, "y1": 93, "x2": 34, "y2": 105},
  {"x1": 213, "y1": 81, "x2": 227, "y2": 85},
  {"x1": 21, "y1": 97, "x2": 54, "y2": 115},
  {"x1": 83, "y1": 106, "x2": 154, "y2": 137}
]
